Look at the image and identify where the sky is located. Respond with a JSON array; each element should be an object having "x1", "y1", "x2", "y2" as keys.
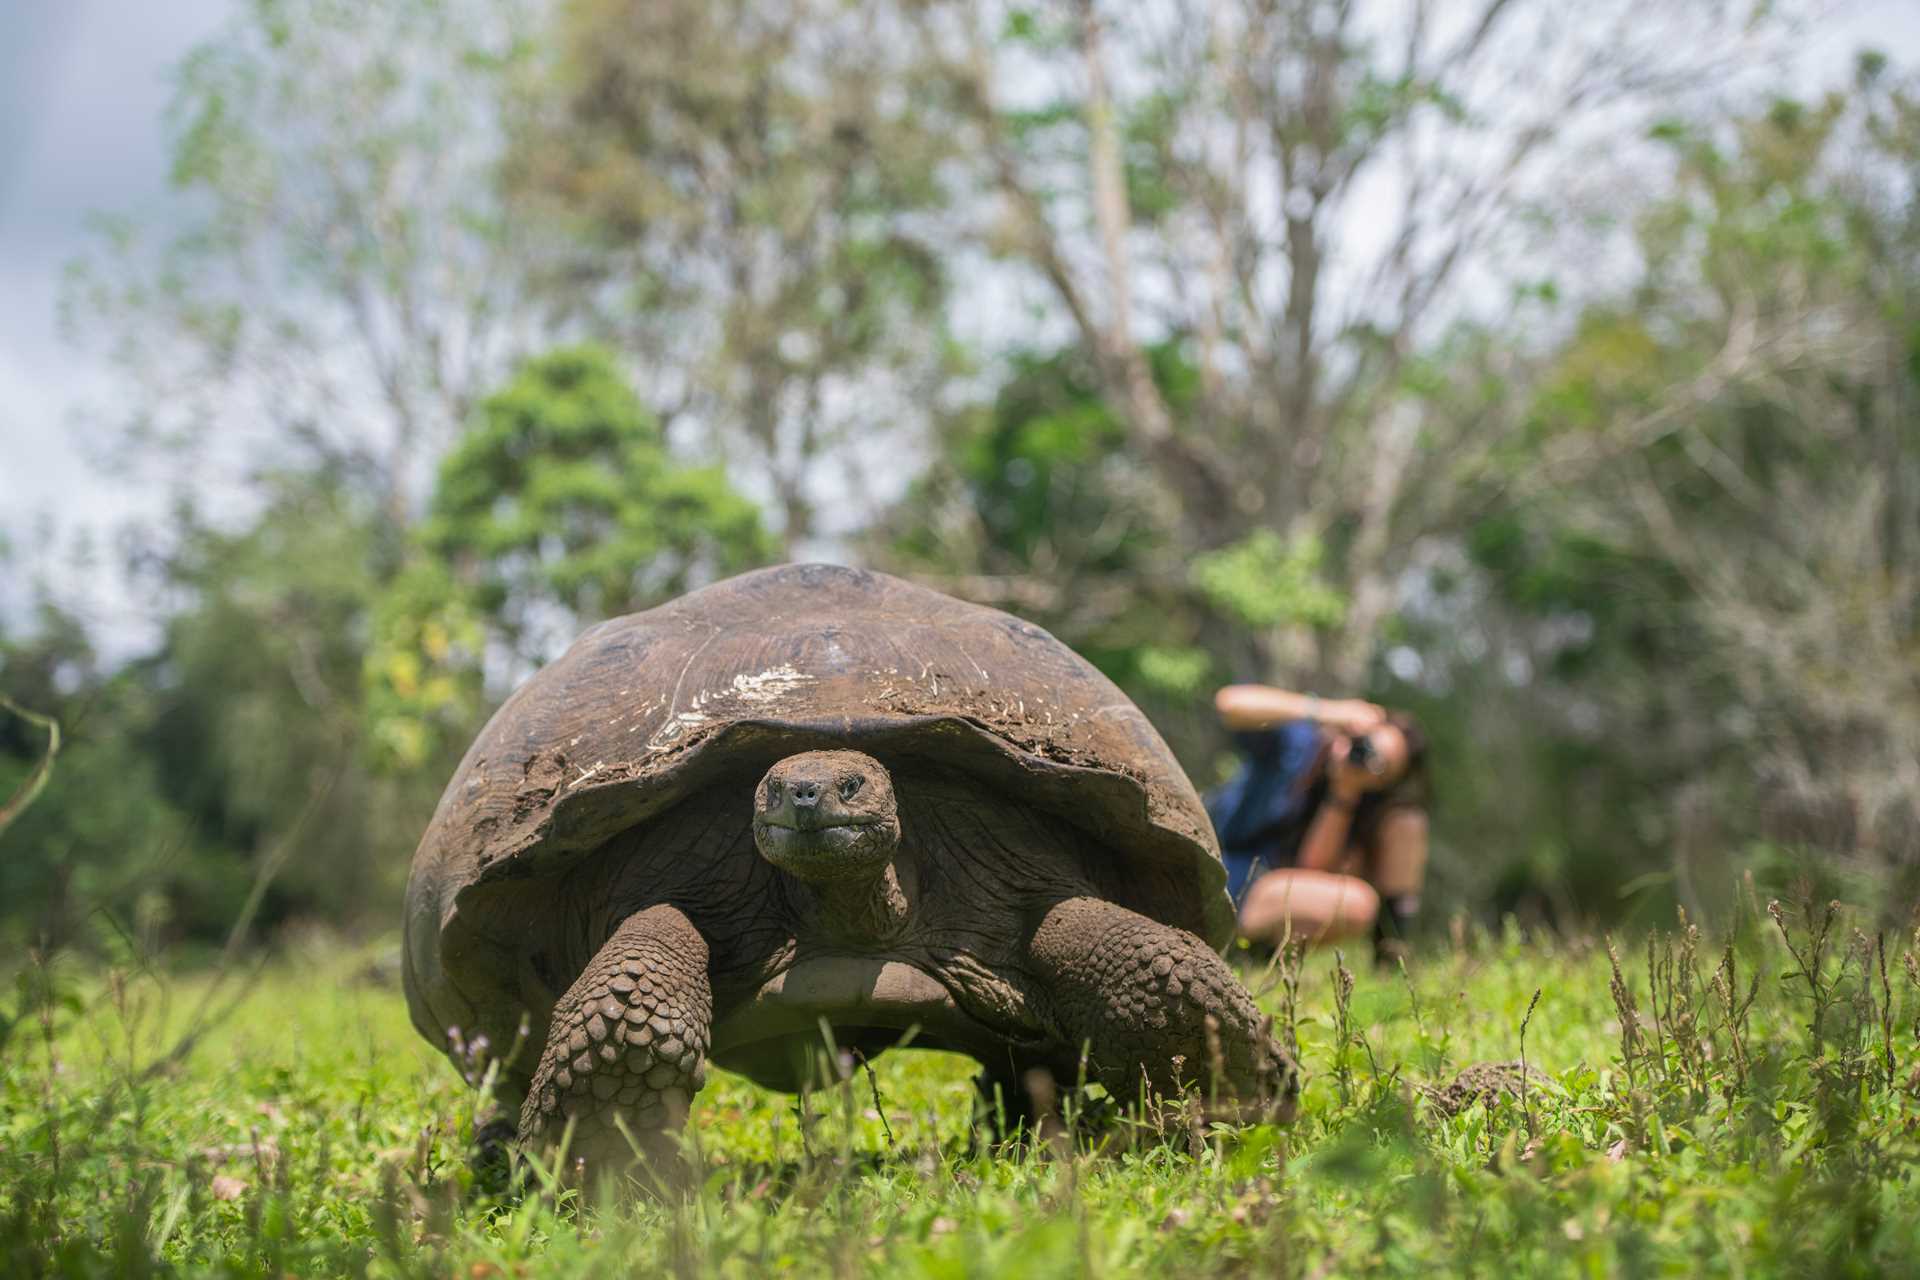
[
  {"x1": 0, "y1": 0, "x2": 229, "y2": 635},
  {"x1": 2, "y1": 0, "x2": 1919, "y2": 650}
]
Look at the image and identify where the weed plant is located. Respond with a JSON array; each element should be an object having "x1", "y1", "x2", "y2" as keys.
[{"x1": 5, "y1": 884, "x2": 1920, "y2": 1277}]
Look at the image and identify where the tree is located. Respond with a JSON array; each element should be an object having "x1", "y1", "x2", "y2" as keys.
[
  {"x1": 1334, "y1": 68, "x2": 1920, "y2": 921},
  {"x1": 367, "y1": 346, "x2": 773, "y2": 767},
  {"x1": 905, "y1": 0, "x2": 1815, "y2": 686},
  {"x1": 35, "y1": 3, "x2": 795, "y2": 945},
  {"x1": 883, "y1": 343, "x2": 1234, "y2": 763},
  {"x1": 1, "y1": 629, "x2": 197, "y2": 953},
  {"x1": 1497, "y1": 72, "x2": 1920, "y2": 894},
  {"x1": 508, "y1": 0, "x2": 960, "y2": 550},
  {"x1": 63, "y1": 0, "x2": 564, "y2": 537},
  {"x1": 0, "y1": 475, "x2": 446, "y2": 952}
]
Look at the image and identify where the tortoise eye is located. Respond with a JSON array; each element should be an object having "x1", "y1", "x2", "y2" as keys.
[
  {"x1": 766, "y1": 779, "x2": 783, "y2": 802},
  {"x1": 839, "y1": 776, "x2": 863, "y2": 801}
]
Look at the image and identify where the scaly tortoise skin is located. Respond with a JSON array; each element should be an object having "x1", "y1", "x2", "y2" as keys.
[{"x1": 402, "y1": 564, "x2": 1295, "y2": 1177}]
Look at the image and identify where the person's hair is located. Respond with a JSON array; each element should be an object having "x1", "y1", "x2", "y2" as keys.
[{"x1": 1373, "y1": 710, "x2": 1430, "y2": 810}]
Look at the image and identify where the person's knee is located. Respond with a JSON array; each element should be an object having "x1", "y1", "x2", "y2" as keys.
[
  {"x1": 1331, "y1": 879, "x2": 1382, "y2": 938},
  {"x1": 1238, "y1": 872, "x2": 1379, "y2": 944}
]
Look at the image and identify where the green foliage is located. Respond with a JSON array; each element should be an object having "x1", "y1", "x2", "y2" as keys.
[
  {"x1": 0, "y1": 476, "x2": 455, "y2": 953},
  {"x1": 881, "y1": 343, "x2": 1227, "y2": 755},
  {"x1": 1338, "y1": 71, "x2": 1467, "y2": 143},
  {"x1": 953, "y1": 348, "x2": 1145, "y2": 568},
  {"x1": 362, "y1": 560, "x2": 488, "y2": 772},
  {"x1": 1122, "y1": 92, "x2": 1186, "y2": 224},
  {"x1": 8, "y1": 900, "x2": 1920, "y2": 1275},
  {"x1": 513, "y1": 0, "x2": 957, "y2": 543},
  {"x1": 1191, "y1": 531, "x2": 1347, "y2": 631},
  {"x1": 364, "y1": 346, "x2": 773, "y2": 768},
  {"x1": 1130, "y1": 645, "x2": 1215, "y2": 699},
  {"x1": 0, "y1": 695, "x2": 60, "y2": 841},
  {"x1": 1521, "y1": 312, "x2": 1668, "y2": 438},
  {"x1": 0, "y1": 611, "x2": 208, "y2": 953},
  {"x1": 1403, "y1": 76, "x2": 1920, "y2": 914},
  {"x1": 1001, "y1": 8, "x2": 1068, "y2": 49},
  {"x1": 420, "y1": 345, "x2": 772, "y2": 639}
]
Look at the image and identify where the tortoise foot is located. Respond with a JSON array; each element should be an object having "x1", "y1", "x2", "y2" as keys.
[
  {"x1": 518, "y1": 905, "x2": 712, "y2": 1189},
  {"x1": 1027, "y1": 897, "x2": 1298, "y2": 1115}
]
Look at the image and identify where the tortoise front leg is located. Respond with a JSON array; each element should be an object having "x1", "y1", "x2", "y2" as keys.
[
  {"x1": 1025, "y1": 897, "x2": 1297, "y2": 1117},
  {"x1": 518, "y1": 904, "x2": 712, "y2": 1185}
]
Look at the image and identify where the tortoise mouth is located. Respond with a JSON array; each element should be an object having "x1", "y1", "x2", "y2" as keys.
[
  {"x1": 755, "y1": 812, "x2": 885, "y2": 833},
  {"x1": 754, "y1": 817, "x2": 899, "y2": 882}
]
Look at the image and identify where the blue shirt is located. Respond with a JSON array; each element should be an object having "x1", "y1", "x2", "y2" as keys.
[{"x1": 1206, "y1": 719, "x2": 1325, "y2": 906}]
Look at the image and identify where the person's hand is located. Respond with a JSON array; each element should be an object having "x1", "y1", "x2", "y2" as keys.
[
  {"x1": 1318, "y1": 699, "x2": 1386, "y2": 736},
  {"x1": 1328, "y1": 731, "x2": 1394, "y2": 801}
]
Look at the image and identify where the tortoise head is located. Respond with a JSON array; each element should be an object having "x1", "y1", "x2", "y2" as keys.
[{"x1": 752, "y1": 750, "x2": 900, "y2": 884}]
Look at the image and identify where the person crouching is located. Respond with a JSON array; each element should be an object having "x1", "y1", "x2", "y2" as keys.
[{"x1": 1208, "y1": 685, "x2": 1429, "y2": 961}]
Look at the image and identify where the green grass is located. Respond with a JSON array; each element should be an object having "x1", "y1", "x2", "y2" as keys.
[{"x1": 6, "y1": 894, "x2": 1920, "y2": 1277}]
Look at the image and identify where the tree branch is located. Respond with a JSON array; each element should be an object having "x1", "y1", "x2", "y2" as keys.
[{"x1": 0, "y1": 697, "x2": 61, "y2": 840}]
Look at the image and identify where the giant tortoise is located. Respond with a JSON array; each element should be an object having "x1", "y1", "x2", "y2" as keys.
[{"x1": 403, "y1": 564, "x2": 1294, "y2": 1175}]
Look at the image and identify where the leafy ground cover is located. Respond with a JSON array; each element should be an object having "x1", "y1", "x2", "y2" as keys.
[{"x1": 5, "y1": 891, "x2": 1919, "y2": 1277}]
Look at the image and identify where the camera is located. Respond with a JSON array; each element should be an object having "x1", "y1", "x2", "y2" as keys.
[{"x1": 1346, "y1": 732, "x2": 1381, "y2": 773}]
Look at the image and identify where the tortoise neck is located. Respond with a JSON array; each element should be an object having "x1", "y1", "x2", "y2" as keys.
[{"x1": 805, "y1": 860, "x2": 912, "y2": 945}]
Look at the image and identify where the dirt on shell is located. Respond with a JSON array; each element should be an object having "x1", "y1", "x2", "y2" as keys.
[{"x1": 872, "y1": 682, "x2": 1149, "y2": 782}]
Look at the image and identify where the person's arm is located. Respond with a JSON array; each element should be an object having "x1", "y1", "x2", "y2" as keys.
[
  {"x1": 1214, "y1": 684, "x2": 1385, "y2": 734},
  {"x1": 1294, "y1": 741, "x2": 1366, "y2": 872}
]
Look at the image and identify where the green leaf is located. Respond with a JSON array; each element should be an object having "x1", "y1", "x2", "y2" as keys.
[{"x1": 1191, "y1": 529, "x2": 1348, "y2": 630}]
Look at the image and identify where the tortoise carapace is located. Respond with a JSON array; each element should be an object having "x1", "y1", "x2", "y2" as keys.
[{"x1": 402, "y1": 564, "x2": 1295, "y2": 1177}]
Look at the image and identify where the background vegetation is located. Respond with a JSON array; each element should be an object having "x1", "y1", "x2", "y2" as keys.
[{"x1": 3, "y1": 0, "x2": 1917, "y2": 957}]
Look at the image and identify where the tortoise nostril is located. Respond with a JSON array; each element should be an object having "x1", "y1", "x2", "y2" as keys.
[{"x1": 790, "y1": 781, "x2": 820, "y2": 806}]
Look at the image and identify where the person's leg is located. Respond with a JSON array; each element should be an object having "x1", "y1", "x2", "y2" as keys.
[
  {"x1": 1367, "y1": 810, "x2": 1428, "y2": 956},
  {"x1": 1370, "y1": 811, "x2": 1427, "y2": 900},
  {"x1": 1236, "y1": 869, "x2": 1380, "y2": 946}
]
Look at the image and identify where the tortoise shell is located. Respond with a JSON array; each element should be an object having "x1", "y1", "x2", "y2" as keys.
[{"x1": 403, "y1": 563, "x2": 1231, "y2": 1053}]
